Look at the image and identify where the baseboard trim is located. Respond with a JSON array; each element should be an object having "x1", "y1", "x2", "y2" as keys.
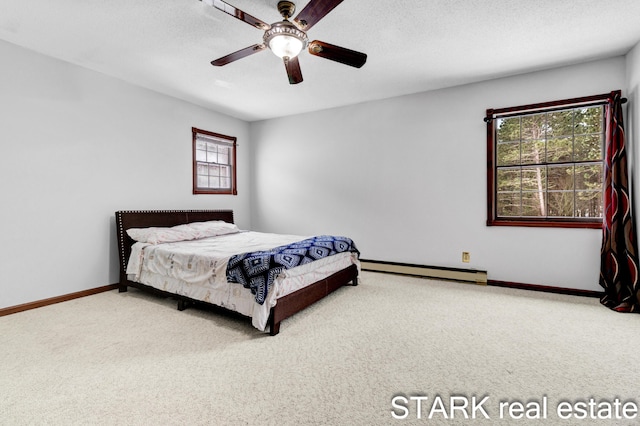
[
  {"x1": 0, "y1": 284, "x2": 119, "y2": 317},
  {"x1": 488, "y1": 279, "x2": 603, "y2": 298},
  {"x1": 360, "y1": 259, "x2": 602, "y2": 298},
  {"x1": 360, "y1": 259, "x2": 487, "y2": 284},
  {"x1": 0, "y1": 276, "x2": 600, "y2": 317}
]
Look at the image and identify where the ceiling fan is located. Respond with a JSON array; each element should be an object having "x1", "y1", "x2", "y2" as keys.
[{"x1": 200, "y1": 0, "x2": 367, "y2": 84}]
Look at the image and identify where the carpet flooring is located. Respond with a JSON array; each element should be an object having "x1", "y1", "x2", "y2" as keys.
[{"x1": 2, "y1": 271, "x2": 639, "y2": 425}]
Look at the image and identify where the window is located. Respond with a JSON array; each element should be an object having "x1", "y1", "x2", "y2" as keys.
[
  {"x1": 486, "y1": 93, "x2": 611, "y2": 228},
  {"x1": 192, "y1": 127, "x2": 237, "y2": 195}
]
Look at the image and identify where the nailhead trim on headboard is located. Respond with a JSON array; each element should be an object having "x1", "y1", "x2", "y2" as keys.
[{"x1": 117, "y1": 211, "x2": 126, "y2": 272}]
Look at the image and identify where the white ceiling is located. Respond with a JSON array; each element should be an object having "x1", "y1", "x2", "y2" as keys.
[{"x1": 1, "y1": 0, "x2": 639, "y2": 122}]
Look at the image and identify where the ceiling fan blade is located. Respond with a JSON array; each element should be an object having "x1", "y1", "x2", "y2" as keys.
[
  {"x1": 201, "y1": 0, "x2": 271, "y2": 30},
  {"x1": 284, "y1": 56, "x2": 303, "y2": 84},
  {"x1": 211, "y1": 44, "x2": 267, "y2": 66},
  {"x1": 293, "y1": 0, "x2": 344, "y2": 31},
  {"x1": 308, "y1": 40, "x2": 367, "y2": 68}
]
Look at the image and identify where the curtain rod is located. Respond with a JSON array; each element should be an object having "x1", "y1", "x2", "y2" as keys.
[{"x1": 484, "y1": 94, "x2": 627, "y2": 123}]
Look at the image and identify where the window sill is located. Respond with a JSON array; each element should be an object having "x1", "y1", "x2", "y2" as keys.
[
  {"x1": 487, "y1": 218, "x2": 602, "y2": 229},
  {"x1": 193, "y1": 189, "x2": 237, "y2": 195}
]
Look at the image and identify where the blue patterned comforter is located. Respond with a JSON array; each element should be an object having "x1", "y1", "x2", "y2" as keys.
[{"x1": 226, "y1": 235, "x2": 359, "y2": 305}]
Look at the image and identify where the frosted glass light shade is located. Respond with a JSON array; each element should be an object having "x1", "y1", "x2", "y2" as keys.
[
  {"x1": 268, "y1": 34, "x2": 304, "y2": 58},
  {"x1": 263, "y1": 21, "x2": 308, "y2": 59}
]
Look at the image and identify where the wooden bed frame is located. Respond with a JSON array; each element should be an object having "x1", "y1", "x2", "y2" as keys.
[{"x1": 115, "y1": 210, "x2": 358, "y2": 335}]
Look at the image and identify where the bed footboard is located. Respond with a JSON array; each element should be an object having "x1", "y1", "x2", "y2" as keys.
[{"x1": 268, "y1": 263, "x2": 358, "y2": 335}]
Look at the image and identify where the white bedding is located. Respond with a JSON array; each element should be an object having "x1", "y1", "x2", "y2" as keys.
[{"x1": 126, "y1": 231, "x2": 359, "y2": 332}]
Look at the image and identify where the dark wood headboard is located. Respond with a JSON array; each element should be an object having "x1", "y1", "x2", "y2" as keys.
[{"x1": 115, "y1": 210, "x2": 235, "y2": 284}]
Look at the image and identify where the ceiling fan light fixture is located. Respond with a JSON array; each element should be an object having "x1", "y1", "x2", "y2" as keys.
[
  {"x1": 263, "y1": 21, "x2": 308, "y2": 59},
  {"x1": 206, "y1": 0, "x2": 368, "y2": 84}
]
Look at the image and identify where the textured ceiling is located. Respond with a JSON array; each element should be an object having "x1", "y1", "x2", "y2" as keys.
[{"x1": 1, "y1": 0, "x2": 640, "y2": 122}]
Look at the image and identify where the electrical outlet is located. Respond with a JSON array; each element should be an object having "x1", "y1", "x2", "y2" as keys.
[{"x1": 462, "y1": 252, "x2": 470, "y2": 263}]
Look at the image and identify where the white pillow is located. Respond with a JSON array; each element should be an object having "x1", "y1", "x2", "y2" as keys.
[
  {"x1": 127, "y1": 220, "x2": 239, "y2": 244},
  {"x1": 188, "y1": 220, "x2": 240, "y2": 239}
]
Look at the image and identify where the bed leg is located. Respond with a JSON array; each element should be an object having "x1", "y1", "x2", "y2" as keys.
[
  {"x1": 118, "y1": 284, "x2": 128, "y2": 293},
  {"x1": 177, "y1": 300, "x2": 191, "y2": 311},
  {"x1": 269, "y1": 321, "x2": 281, "y2": 336},
  {"x1": 352, "y1": 277, "x2": 359, "y2": 286}
]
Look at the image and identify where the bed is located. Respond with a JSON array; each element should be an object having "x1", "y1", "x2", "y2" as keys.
[{"x1": 115, "y1": 210, "x2": 359, "y2": 335}]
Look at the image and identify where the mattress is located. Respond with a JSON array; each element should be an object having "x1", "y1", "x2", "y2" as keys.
[{"x1": 126, "y1": 231, "x2": 360, "y2": 331}]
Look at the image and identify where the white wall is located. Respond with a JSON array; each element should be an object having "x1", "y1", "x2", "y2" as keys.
[
  {"x1": 250, "y1": 57, "x2": 627, "y2": 291},
  {"x1": 0, "y1": 40, "x2": 251, "y2": 309}
]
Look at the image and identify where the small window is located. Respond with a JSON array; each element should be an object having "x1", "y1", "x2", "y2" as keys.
[
  {"x1": 192, "y1": 127, "x2": 237, "y2": 195},
  {"x1": 486, "y1": 93, "x2": 610, "y2": 228}
]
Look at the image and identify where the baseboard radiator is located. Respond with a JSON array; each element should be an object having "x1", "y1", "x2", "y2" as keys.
[{"x1": 360, "y1": 259, "x2": 487, "y2": 285}]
